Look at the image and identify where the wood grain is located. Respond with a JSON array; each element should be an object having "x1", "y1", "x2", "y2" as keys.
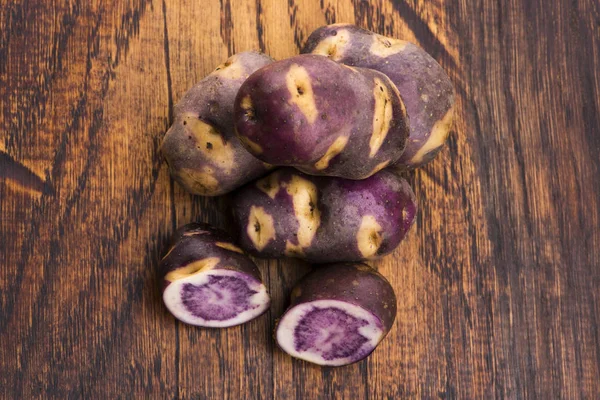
[{"x1": 1, "y1": 0, "x2": 599, "y2": 398}]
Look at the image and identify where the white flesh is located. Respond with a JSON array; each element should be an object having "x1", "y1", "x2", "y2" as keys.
[
  {"x1": 163, "y1": 269, "x2": 270, "y2": 328},
  {"x1": 276, "y1": 300, "x2": 384, "y2": 366}
]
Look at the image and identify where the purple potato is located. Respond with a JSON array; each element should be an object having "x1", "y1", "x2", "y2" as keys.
[
  {"x1": 276, "y1": 262, "x2": 397, "y2": 366},
  {"x1": 161, "y1": 51, "x2": 274, "y2": 196},
  {"x1": 303, "y1": 24, "x2": 455, "y2": 169},
  {"x1": 160, "y1": 223, "x2": 270, "y2": 327},
  {"x1": 233, "y1": 54, "x2": 410, "y2": 179},
  {"x1": 231, "y1": 168, "x2": 417, "y2": 263}
]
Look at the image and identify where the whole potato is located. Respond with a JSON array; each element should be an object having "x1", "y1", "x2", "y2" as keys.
[
  {"x1": 231, "y1": 168, "x2": 417, "y2": 263},
  {"x1": 303, "y1": 24, "x2": 455, "y2": 169},
  {"x1": 276, "y1": 262, "x2": 397, "y2": 366},
  {"x1": 234, "y1": 54, "x2": 410, "y2": 180},
  {"x1": 161, "y1": 223, "x2": 271, "y2": 327},
  {"x1": 161, "y1": 51, "x2": 274, "y2": 196}
]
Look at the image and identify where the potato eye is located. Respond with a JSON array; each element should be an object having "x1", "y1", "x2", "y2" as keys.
[{"x1": 246, "y1": 108, "x2": 257, "y2": 121}]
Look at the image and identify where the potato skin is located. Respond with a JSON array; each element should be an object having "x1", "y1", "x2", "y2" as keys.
[
  {"x1": 160, "y1": 223, "x2": 262, "y2": 288},
  {"x1": 289, "y1": 263, "x2": 397, "y2": 334},
  {"x1": 233, "y1": 54, "x2": 409, "y2": 180},
  {"x1": 161, "y1": 51, "x2": 274, "y2": 196},
  {"x1": 231, "y1": 168, "x2": 417, "y2": 263},
  {"x1": 303, "y1": 24, "x2": 455, "y2": 169}
]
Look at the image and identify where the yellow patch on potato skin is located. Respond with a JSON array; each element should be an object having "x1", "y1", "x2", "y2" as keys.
[
  {"x1": 356, "y1": 215, "x2": 383, "y2": 259},
  {"x1": 256, "y1": 171, "x2": 281, "y2": 199},
  {"x1": 286, "y1": 64, "x2": 319, "y2": 124},
  {"x1": 370, "y1": 77, "x2": 394, "y2": 158},
  {"x1": 354, "y1": 263, "x2": 374, "y2": 272},
  {"x1": 215, "y1": 242, "x2": 244, "y2": 254},
  {"x1": 247, "y1": 206, "x2": 276, "y2": 251},
  {"x1": 370, "y1": 35, "x2": 408, "y2": 58},
  {"x1": 164, "y1": 257, "x2": 220, "y2": 282},
  {"x1": 239, "y1": 95, "x2": 254, "y2": 115},
  {"x1": 284, "y1": 242, "x2": 305, "y2": 257},
  {"x1": 310, "y1": 29, "x2": 351, "y2": 61},
  {"x1": 178, "y1": 166, "x2": 220, "y2": 196},
  {"x1": 183, "y1": 114, "x2": 236, "y2": 174},
  {"x1": 366, "y1": 160, "x2": 391, "y2": 177},
  {"x1": 212, "y1": 54, "x2": 246, "y2": 80},
  {"x1": 253, "y1": 172, "x2": 321, "y2": 253},
  {"x1": 409, "y1": 105, "x2": 454, "y2": 165},
  {"x1": 239, "y1": 135, "x2": 263, "y2": 155},
  {"x1": 314, "y1": 136, "x2": 349, "y2": 170},
  {"x1": 285, "y1": 174, "x2": 321, "y2": 249}
]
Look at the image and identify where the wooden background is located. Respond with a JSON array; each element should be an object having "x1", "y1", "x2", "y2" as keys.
[{"x1": 1, "y1": 0, "x2": 599, "y2": 398}]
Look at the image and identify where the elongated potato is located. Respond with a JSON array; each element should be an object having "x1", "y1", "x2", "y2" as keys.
[
  {"x1": 234, "y1": 54, "x2": 410, "y2": 179},
  {"x1": 276, "y1": 262, "x2": 396, "y2": 366},
  {"x1": 231, "y1": 168, "x2": 417, "y2": 263},
  {"x1": 160, "y1": 223, "x2": 270, "y2": 327},
  {"x1": 303, "y1": 24, "x2": 455, "y2": 169},
  {"x1": 161, "y1": 51, "x2": 273, "y2": 196}
]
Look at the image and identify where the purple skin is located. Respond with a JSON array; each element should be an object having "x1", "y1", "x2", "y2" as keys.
[
  {"x1": 231, "y1": 168, "x2": 417, "y2": 263},
  {"x1": 234, "y1": 54, "x2": 410, "y2": 180},
  {"x1": 302, "y1": 24, "x2": 455, "y2": 169},
  {"x1": 276, "y1": 263, "x2": 397, "y2": 366},
  {"x1": 161, "y1": 51, "x2": 274, "y2": 196},
  {"x1": 160, "y1": 223, "x2": 270, "y2": 327}
]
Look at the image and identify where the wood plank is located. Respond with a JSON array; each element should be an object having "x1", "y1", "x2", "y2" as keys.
[{"x1": 0, "y1": 0, "x2": 599, "y2": 398}]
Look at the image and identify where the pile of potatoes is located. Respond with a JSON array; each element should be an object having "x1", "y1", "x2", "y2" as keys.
[{"x1": 159, "y1": 24, "x2": 454, "y2": 367}]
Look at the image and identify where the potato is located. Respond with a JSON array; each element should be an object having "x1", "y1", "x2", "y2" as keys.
[
  {"x1": 160, "y1": 223, "x2": 270, "y2": 327},
  {"x1": 303, "y1": 24, "x2": 455, "y2": 169},
  {"x1": 161, "y1": 51, "x2": 274, "y2": 196},
  {"x1": 231, "y1": 168, "x2": 417, "y2": 263},
  {"x1": 276, "y1": 262, "x2": 396, "y2": 366},
  {"x1": 233, "y1": 54, "x2": 410, "y2": 180}
]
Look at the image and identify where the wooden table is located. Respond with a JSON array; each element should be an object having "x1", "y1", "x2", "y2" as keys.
[{"x1": 1, "y1": 0, "x2": 599, "y2": 398}]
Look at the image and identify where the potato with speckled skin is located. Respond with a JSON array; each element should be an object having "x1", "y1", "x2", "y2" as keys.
[
  {"x1": 231, "y1": 168, "x2": 417, "y2": 263},
  {"x1": 276, "y1": 262, "x2": 396, "y2": 366},
  {"x1": 160, "y1": 223, "x2": 270, "y2": 328},
  {"x1": 161, "y1": 51, "x2": 274, "y2": 196},
  {"x1": 302, "y1": 24, "x2": 455, "y2": 169},
  {"x1": 233, "y1": 54, "x2": 410, "y2": 180}
]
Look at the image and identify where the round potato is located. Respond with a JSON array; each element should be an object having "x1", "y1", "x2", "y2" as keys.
[
  {"x1": 276, "y1": 262, "x2": 397, "y2": 366},
  {"x1": 231, "y1": 168, "x2": 417, "y2": 263},
  {"x1": 160, "y1": 223, "x2": 271, "y2": 328},
  {"x1": 234, "y1": 54, "x2": 410, "y2": 180},
  {"x1": 161, "y1": 51, "x2": 274, "y2": 196},
  {"x1": 303, "y1": 24, "x2": 455, "y2": 169}
]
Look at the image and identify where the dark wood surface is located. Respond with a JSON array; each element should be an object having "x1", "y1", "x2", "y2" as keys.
[{"x1": 1, "y1": 0, "x2": 599, "y2": 398}]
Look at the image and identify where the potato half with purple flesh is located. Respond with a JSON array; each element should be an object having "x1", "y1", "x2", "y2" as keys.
[
  {"x1": 160, "y1": 223, "x2": 270, "y2": 328},
  {"x1": 161, "y1": 51, "x2": 274, "y2": 196},
  {"x1": 231, "y1": 168, "x2": 417, "y2": 263},
  {"x1": 303, "y1": 24, "x2": 455, "y2": 169},
  {"x1": 276, "y1": 262, "x2": 397, "y2": 366},
  {"x1": 233, "y1": 54, "x2": 410, "y2": 180}
]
